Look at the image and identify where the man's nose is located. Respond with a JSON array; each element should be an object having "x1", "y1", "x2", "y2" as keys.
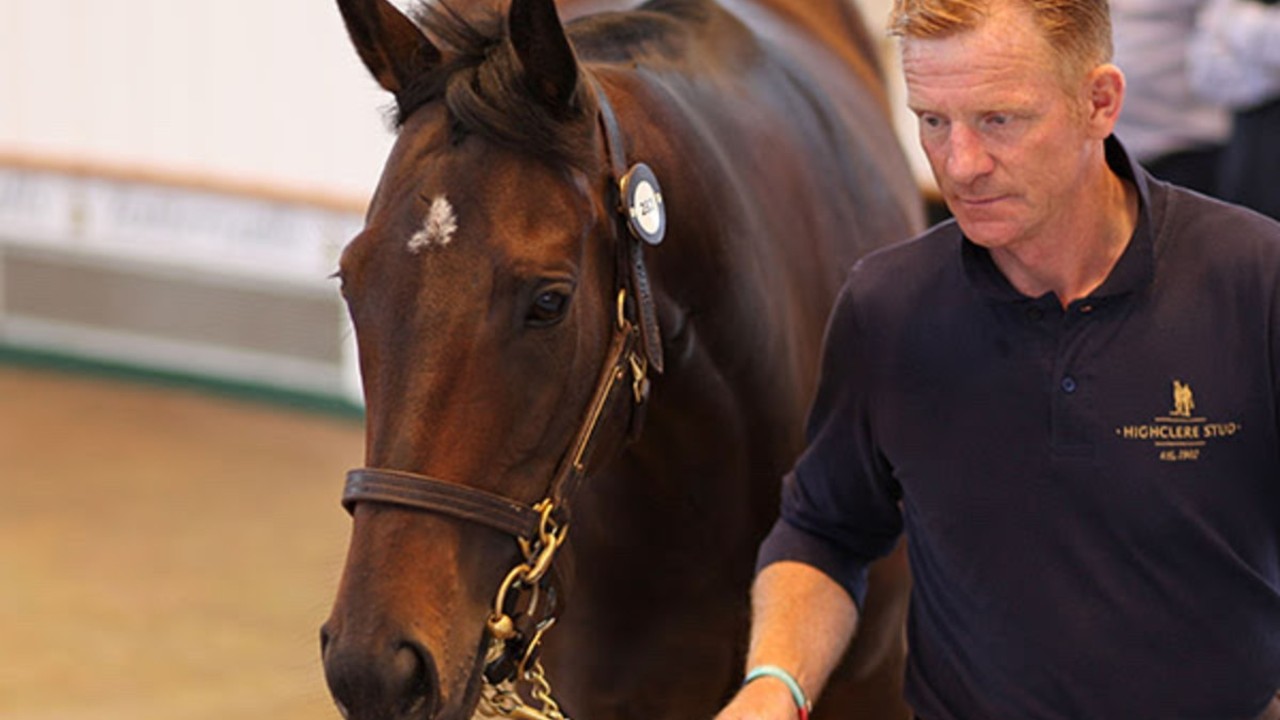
[{"x1": 943, "y1": 125, "x2": 994, "y2": 185}]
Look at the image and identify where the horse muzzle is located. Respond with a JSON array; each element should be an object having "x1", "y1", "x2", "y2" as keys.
[
  {"x1": 320, "y1": 620, "x2": 444, "y2": 720},
  {"x1": 319, "y1": 504, "x2": 503, "y2": 720}
]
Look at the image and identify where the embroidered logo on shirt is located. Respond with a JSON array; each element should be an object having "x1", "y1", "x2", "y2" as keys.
[
  {"x1": 1114, "y1": 380, "x2": 1241, "y2": 462},
  {"x1": 1171, "y1": 379, "x2": 1195, "y2": 418}
]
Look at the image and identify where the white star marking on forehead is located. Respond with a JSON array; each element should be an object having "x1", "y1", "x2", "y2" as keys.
[{"x1": 408, "y1": 195, "x2": 458, "y2": 253}]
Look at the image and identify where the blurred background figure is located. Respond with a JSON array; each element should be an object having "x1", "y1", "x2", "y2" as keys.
[
  {"x1": 1189, "y1": 0, "x2": 1280, "y2": 219},
  {"x1": 1111, "y1": 0, "x2": 1230, "y2": 196}
]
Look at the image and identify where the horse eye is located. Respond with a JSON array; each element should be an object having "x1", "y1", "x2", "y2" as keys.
[
  {"x1": 527, "y1": 289, "x2": 571, "y2": 327},
  {"x1": 328, "y1": 270, "x2": 347, "y2": 299}
]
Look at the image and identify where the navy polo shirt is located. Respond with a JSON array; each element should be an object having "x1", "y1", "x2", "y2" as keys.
[{"x1": 758, "y1": 138, "x2": 1280, "y2": 719}]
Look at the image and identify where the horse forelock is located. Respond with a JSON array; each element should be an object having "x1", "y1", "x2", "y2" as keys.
[
  {"x1": 391, "y1": 0, "x2": 714, "y2": 174},
  {"x1": 388, "y1": 1, "x2": 597, "y2": 172}
]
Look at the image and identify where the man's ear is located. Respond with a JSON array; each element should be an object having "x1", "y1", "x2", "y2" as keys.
[{"x1": 1084, "y1": 63, "x2": 1126, "y2": 138}]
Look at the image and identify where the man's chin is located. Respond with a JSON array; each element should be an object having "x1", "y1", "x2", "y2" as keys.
[{"x1": 951, "y1": 214, "x2": 1018, "y2": 248}]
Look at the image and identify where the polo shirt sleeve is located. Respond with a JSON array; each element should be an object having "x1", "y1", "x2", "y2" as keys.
[{"x1": 755, "y1": 268, "x2": 904, "y2": 610}]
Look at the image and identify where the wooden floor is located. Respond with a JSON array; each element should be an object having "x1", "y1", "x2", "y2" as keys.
[{"x1": 0, "y1": 365, "x2": 361, "y2": 720}]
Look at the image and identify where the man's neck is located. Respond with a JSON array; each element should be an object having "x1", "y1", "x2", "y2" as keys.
[{"x1": 990, "y1": 167, "x2": 1139, "y2": 307}]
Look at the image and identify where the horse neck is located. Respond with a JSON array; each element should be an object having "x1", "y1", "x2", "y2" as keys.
[
  {"x1": 569, "y1": 0, "x2": 899, "y2": 498},
  {"x1": 438, "y1": 0, "x2": 634, "y2": 23},
  {"x1": 718, "y1": 0, "x2": 888, "y2": 110}
]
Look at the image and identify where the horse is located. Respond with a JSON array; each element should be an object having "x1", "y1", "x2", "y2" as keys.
[{"x1": 319, "y1": 0, "x2": 923, "y2": 717}]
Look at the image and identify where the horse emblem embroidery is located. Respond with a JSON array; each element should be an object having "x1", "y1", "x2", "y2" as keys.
[
  {"x1": 1116, "y1": 379, "x2": 1242, "y2": 462},
  {"x1": 1172, "y1": 379, "x2": 1195, "y2": 418}
]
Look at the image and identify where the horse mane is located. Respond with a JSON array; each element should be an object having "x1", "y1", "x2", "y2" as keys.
[
  {"x1": 396, "y1": 0, "x2": 710, "y2": 170},
  {"x1": 395, "y1": 2, "x2": 590, "y2": 169}
]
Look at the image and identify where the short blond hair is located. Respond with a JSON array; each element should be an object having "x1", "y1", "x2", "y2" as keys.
[{"x1": 889, "y1": 0, "x2": 1113, "y2": 85}]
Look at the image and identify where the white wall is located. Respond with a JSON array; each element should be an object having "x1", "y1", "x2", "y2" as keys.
[
  {"x1": 0, "y1": 0, "x2": 398, "y2": 202},
  {"x1": 0, "y1": 0, "x2": 926, "y2": 403},
  {"x1": 854, "y1": 0, "x2": 934, "y2": 193},
  {"x1": 0, "y1": 0, "x2": 925, "y2": 200}
]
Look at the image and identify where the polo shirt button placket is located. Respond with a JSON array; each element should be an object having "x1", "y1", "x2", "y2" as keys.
[{"x1": 1061, "y1": 301, "x2": 1093, "y2": 396}]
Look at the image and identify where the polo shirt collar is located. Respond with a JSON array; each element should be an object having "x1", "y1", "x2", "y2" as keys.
[{"x1": 960, "y1": 135, "x2": 1155, "y2": 304}]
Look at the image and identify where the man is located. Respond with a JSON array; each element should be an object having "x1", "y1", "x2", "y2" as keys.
[{"x1": 715, "y1": 1, "x2": 1280, "y2": 718}]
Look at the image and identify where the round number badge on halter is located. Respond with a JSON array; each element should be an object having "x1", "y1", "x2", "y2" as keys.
[{"x1": 619, "y1": 163, "x2": 666, "y2": 246}]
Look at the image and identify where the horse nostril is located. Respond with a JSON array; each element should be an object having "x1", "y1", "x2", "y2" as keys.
[
  {"x1": 322, "y1": 627, "x2": 440, "y2": 719},
  {"x1": 320, "y1": 624, "x2": 333, "y2": 658},
  {"x1": 394, "y1": 640, "x2": 440, "y2": 717}
]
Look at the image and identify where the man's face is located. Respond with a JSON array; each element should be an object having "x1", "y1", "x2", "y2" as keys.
[{"x1": 902, "y1": 4, "x2": 1097, "y2": 253}]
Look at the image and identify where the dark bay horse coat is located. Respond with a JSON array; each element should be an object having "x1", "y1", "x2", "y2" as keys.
[{"x1": 321, "y1": 0, "x2": 922, "y2": 717}]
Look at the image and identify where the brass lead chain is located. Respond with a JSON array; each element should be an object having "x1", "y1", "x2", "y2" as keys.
[
  {"x1": 476, "y1": 663, "x2": 569, "y2": 720},
  {"x1": 525, "y1": 659, "x2": 566, "y2": 719},
  {"x1": 480, "y1": 500, "x2": 572, "y2": 720}
]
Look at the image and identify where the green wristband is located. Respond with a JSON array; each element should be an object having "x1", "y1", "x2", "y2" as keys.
[{"x1": 743, "y1": 664, "x2": 812, "y2": 719}]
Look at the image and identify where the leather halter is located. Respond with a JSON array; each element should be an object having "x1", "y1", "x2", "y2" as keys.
[
  {"x1": 341, "y1": 74, "x2": 663, "y2": 544},
  {"x1": 339, "y1": 75, "x2": 666, "y2": 716}
]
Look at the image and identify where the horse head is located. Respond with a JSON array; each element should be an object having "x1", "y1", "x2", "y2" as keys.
[{"x1": 320, "y1": 0, "x2": 658, "y2": 718}]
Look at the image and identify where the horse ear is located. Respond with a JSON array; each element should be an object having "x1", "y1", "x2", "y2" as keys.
[
  {"x1": 337, "y1": 0, "x2": 440, "y2": 96},
  {"x1": 508, "y1": 0, "x2": 580, "y2": 110}
]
